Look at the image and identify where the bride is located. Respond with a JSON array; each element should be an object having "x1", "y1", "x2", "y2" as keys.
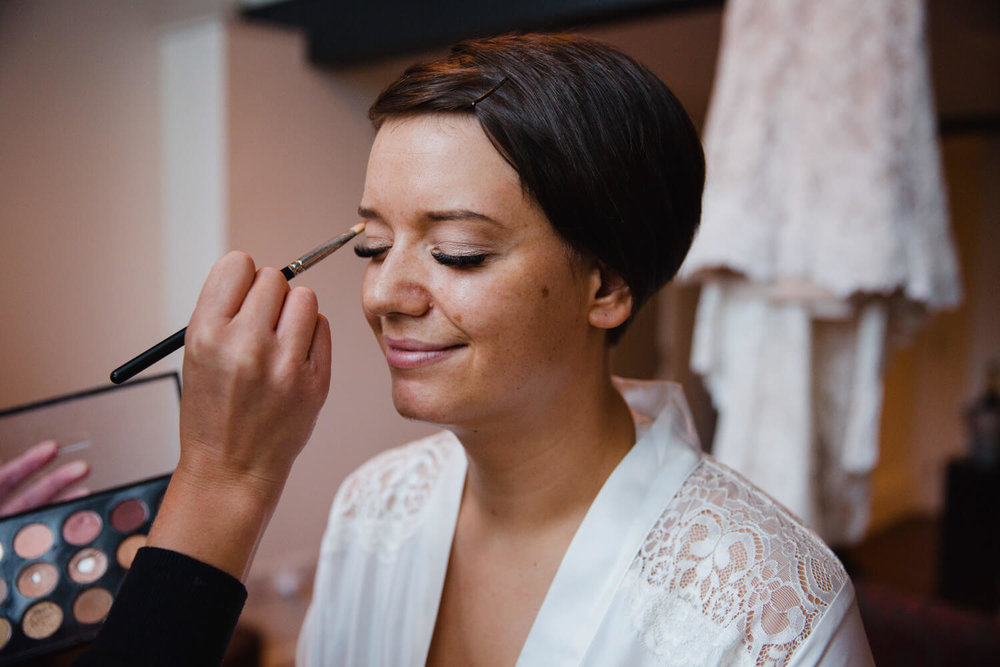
[{"x1": 80, "y1": 33, "x2": 872, "y2": 666}]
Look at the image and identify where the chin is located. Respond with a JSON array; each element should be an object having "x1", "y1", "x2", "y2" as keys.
[{"x1": 389, "y1": 379, "x2": 454, "y2": 427}]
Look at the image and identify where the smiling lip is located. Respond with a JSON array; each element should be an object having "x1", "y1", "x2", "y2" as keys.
[{"x1": 382, "y1": 337, "x2": 465, "y2": 369}]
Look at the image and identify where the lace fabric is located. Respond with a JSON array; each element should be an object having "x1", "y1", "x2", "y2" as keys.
[
  {"x1": 302, "y1": 381, "x2": 869, "y2": 665},
  {"x1": 327, "y1": 432, "x2": 460, "y2": 558},
  {"x1": 681, "y1": 0, "x2": 959, "y2": 307},
  {"x1": 322, "y1": 436, "x2": 849, "y2": 665},
  {"x1": 626, "y1": 458, "x2": 847, "y2": 666}
]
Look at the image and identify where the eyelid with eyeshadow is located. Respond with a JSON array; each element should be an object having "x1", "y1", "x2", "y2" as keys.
[{"x1": 354, "y1": 243, "x2": 489, "y2": 268}]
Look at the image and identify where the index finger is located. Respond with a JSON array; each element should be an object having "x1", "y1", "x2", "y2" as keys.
[
  {"x1": 0, "y1": 460, "x2": 90, "y2": 517},
  {"x1": 189, "y1": 251, "x2": 257, "y2": 327},
  {"x1": 0, "y1": 440, "x2": 59, "y2": 499}
]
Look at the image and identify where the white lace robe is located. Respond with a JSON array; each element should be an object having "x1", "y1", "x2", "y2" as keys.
[{"x1": 298, "y1": 379, "x2": 873, "y2": 665}]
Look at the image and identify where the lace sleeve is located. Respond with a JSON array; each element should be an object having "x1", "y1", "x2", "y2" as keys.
[{"x1": 625, "y1": 459, "x2": 851, "y2": 665}]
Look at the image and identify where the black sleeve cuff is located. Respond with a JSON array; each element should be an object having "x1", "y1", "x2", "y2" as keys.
[{"x1": 75, "y1": 546, "x2": 248, "y2": 667}]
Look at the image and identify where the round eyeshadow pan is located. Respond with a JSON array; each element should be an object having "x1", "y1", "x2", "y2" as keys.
[
  {"x1": 63, "y1": 510, "x2": 103, "y2": 546},
  {"x1": 22, "y1": 600, "x2": 63, "y2": 640},
  {"x1": 0, "y1": 578, "x2": 7, "y2": 605},
  {"x1": 73, "y1": 587, "x2": 113, "y2": 625},
  {"x1": 16, "y1": 562, "x2": 59, "y2": 598},
  {"x1": 68, "y1": 548, "x2": 108, "y2": 585},
  {"x1": 116, "y1": 534, "x2": 147, "y2": 569},
  {"x1": 0, "y1": 618, "x2": 10, "y2": 650},
  {"x1": 110, "y1": 498, "x2": 149, "y2": 533},
  {"x1": 13, "y1": 523, "x2": 53, "y2": 559}
]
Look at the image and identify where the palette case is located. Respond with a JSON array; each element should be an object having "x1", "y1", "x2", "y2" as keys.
[
  {"x1": 0, "y1": 473, "x2": 170, "y2": 663},
  {"x1": 0, "y1": 373, "x2": 180, "y2": 663}
]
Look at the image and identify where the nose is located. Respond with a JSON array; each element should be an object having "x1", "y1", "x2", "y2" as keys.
[{"x1": 362, "y1": 245, "x2": 432, "y2": 319}]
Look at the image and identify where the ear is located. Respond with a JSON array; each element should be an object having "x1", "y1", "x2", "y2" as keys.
[{"x1": 587, "y1": 262, "x2": 633, "y2": 331}]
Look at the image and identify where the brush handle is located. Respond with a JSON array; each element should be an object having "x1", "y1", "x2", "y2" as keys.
[
  {"x1": 110, "y1": 328, "x2": 187, "y2": 384},
  {"x1": 109, "y1": 223, "x2": 363, "y2": 385},
  {"x1": 109, "y1": 267, "x2": 296, "y2": 384},
  {"x1": 110, "y1": 267, "x2": 296, "y2": 385}
]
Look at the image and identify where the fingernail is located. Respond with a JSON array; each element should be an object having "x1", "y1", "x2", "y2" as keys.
[
  {"x1": 65, "y1": 461, "x2": 89, "y2": 476},
  {"x1": 34, "y1": 440, "x2": 59, "y2": 458}
]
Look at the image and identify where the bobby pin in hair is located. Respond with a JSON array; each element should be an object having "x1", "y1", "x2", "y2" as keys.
[{"x1": 471, "y1": 77, "x2": 508, "y2": 109}]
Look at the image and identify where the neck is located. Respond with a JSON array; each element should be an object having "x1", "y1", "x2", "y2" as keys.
[{"x1": 451, "y1": 369, "x2": 635, "y2": 533}]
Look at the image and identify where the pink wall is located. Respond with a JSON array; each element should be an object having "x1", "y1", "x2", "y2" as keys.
[
  {"x1": 0, "y1": 0, "x2": 164, "y2": 408},
  {"x1": 226, "y1": 22, "x2": 440, "y2": 572}
]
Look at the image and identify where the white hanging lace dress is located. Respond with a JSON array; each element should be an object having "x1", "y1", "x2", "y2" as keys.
[{"x1": 680, "y1": 0, "x2": 961, "y2": 544}]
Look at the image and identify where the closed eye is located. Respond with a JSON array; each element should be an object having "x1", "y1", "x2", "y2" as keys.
[
  {"x1": 431, "y1": 251, "x2": 488, "y2": 268},
  {"x1": 355, "y1": 244, "x2": 488, "y2": 267},
  {"x1": 354, "y1": 244, "x2": 389, "y2": 259}
]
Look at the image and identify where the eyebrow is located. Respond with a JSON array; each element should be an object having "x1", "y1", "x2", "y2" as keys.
[{"x1": 357, "y1": 206, "x2": 500, "y2": 226}]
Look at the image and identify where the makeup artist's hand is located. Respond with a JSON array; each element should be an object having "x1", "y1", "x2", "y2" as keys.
[
  {"x1": 0, "y1": 440, "x2": 90, "y2": 516},
  {"x1": 180, "y1": 250, "x2": 332, "y2": 488},
  {"x1": 149, "y1": 251, "x2": 331, "y2": 579}
]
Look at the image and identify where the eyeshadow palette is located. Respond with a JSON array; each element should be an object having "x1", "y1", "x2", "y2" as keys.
[{"x1": 0, "y1": 473, "x2": 170, "y2": 663}]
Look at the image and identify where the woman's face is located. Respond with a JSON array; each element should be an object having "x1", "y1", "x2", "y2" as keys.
[{"x1": 358, "y1": 114, "x2": 605, "y2": 430}]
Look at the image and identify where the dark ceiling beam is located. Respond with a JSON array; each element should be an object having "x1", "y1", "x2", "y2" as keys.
[{"x1": 241, "y1": 0, "x2": 724, "y2": 66}]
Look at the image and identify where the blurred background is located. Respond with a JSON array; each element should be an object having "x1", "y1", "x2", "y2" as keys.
[{"x1": 1, "y1": 0, "x2": 997, "y2": 664}]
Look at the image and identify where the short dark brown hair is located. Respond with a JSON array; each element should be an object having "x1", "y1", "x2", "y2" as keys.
[{"x1": 370, "y1": 33, "x2": 704, "y2": 343}]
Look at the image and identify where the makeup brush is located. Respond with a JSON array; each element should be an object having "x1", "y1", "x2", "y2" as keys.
[{"x1": 109, "y1": 223, "x2": 365, "y2": 385}]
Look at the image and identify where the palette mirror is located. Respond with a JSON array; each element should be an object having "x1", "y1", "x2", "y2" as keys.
[
  {"x1": 0, "y1": 372, "x2": 180, "y2": 506},
  {"x1": 0, "y1": 374, "x2": 179, "y2": 661}
]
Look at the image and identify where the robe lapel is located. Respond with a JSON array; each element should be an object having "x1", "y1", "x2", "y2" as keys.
[
  {"x1": 517, "y1": 382, "x2": 702, "y2": 665},
  {"x1": 413, "y1": 445, "x2": 467, "y2": 665}
]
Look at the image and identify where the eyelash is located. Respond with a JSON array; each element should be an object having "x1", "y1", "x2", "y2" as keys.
[
  {"x1": 354, "y1": 245, "x2": 387, "y2": 259},
  {"x1": 431, "y1": 250, "x2": 488, "y2": 267},
  {"x1": 353, "y1": 245, "x2": 488, "y2": 268}
]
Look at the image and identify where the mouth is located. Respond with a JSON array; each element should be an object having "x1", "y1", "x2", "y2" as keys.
[{"x1": 382, "y1": 337, "x2": 466, "y2": 370}]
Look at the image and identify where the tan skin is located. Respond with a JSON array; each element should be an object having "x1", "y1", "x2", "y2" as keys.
[{"x1": 146, "y1": 114, "x2": 636, "y2": 662}]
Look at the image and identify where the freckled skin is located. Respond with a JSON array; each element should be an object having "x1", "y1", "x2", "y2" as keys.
[{"x1": 359, "y1": 115, "x2": 606, "y2": 437}]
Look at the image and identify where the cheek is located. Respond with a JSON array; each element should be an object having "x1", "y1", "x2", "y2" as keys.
[
  {"x1": 446, "y1": 276, "x2": 537, "y2": 326},
  {"x1": 445, "y1": 271, "x2": 578, "y2": 350}
]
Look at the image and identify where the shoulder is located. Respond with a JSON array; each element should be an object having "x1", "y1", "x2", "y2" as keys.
[
  {"x1": 322, "y1": 431, "x2": 463, "y2": 554},
  {"x1": 624, "y1": 457, "x2": 849, "y2": 664}
]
